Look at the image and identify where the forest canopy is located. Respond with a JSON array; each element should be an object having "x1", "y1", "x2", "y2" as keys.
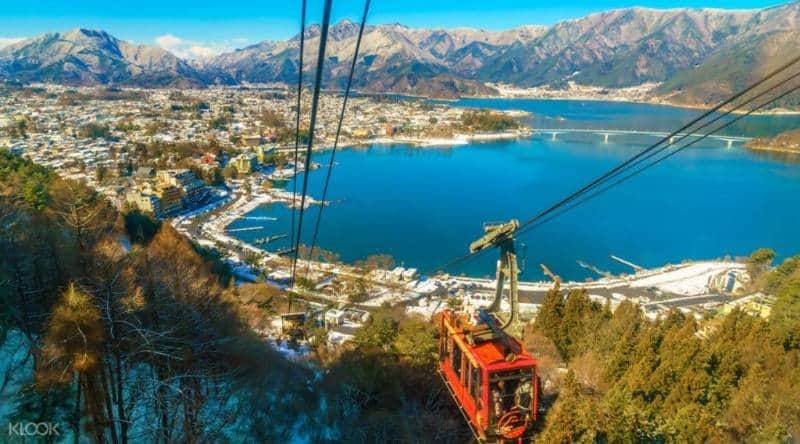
[
  {"x1": 528, "y1": 251, "x2": 800, "y2": 443},
  {"x1": 0, "y1": 150, "x2": 314, "y2": 442}
]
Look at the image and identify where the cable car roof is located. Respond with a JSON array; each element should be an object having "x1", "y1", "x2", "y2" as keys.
[
  {"x1": 468, "y1": 336, "x2": 537, "y2": 371},
  {"x1": 444, "y1": 311, "x2": 536, "y2": 371}
]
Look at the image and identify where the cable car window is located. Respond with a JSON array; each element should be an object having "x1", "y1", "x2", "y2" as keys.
[
  {"x1": 452, "y1": 343, "x2": 462, "y2": 379},
  {"x1": 489, "y1": 368, "x2": 534, "y2": 422},
  {"x1": 471, "y1": 365, "x2": 482, "y2": 409}
]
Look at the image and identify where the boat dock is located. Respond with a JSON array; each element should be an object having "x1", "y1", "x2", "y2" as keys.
[
  {"x1": 610, "y1": 255, "x2": 644, "y2": 272},
  {"x1": 253, "y1": 234, "x2": 288, "y2": 245},
  {"x1": 237, "y1": 216, "x2": 277, "y2": 221},
  {"x1": 226, "y1": 226, "x2": 265, "y2": 233},
  {"x1": 577, "y1": 260, "x2": 613, "y2": 278}
]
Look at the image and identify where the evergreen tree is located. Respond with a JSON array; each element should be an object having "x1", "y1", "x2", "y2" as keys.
[{"x1": 535, "y1": 288, "x2": 564, "y2": 346}]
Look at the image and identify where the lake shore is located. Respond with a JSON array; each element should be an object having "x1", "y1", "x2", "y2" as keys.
[
  {"x1": 745, "y1": 144, "x2": 800, "y2": 155},
  {"x1": 455, "y1": 84, "x2": 800, "y2": 116},
  {"x1": 274, "y1": 130, "x2": 532, "y2": 153},
  {"x1": 358, "y1": 130, "x2": 530, "y2": 148},
  {"x1": 461, "y1": 95, "x2": 800, "y2": 116}
]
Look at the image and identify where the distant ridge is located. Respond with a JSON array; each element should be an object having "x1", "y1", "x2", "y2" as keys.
[{"x1": 1, "y1": 3, "x2": 798, "y2": 104}]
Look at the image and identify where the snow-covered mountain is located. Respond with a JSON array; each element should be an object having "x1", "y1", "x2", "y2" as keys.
[{"x1": 2, "y1": 3, "x2": 798, "y2": 102}]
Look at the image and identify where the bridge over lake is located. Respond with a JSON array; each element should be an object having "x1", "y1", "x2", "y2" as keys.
[{"x1": 531, "y1": 128, "x2": 752, "y2": 147}]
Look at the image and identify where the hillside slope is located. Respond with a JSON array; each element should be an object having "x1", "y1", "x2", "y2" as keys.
[{"x1": 657, "y1": 4, "x2": 800, "y2": 109}]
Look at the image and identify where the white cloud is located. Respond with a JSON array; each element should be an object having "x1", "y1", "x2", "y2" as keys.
[
  {"x1": 187, "y1": 45, "x2": 219, "y2": 58},
  {"x1": 155, "y1": 34, "x2": 183, "y2": 49},
  {"x1": 0, "y1": 37, "x2": 26, "y2": 49},
  {"x1": 154, "y1": 34, "x2": 249, "y2": 60}
]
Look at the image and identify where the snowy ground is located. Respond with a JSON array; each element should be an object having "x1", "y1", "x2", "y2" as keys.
[
  {"x1": 627, "y1": 262, "x2": 745, "y2": 296},
  {"x1": 404, "y1": 261, "x2": 747, "y2": 320},
  {"x1": 451, "y1": 261, "x2": 745, "y2": 297},
  {"x1": 0, "y1": 331, "x2": 34, "y2": 423}
]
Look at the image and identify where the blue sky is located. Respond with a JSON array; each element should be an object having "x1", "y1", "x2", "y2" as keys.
[{"x1": 0, "y1": 0, "x2": 787, "y2": 58}]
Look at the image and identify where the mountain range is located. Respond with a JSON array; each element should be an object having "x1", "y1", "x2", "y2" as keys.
[{"x1": 1, "y1": 3, "x2": 798, "y2": 106}]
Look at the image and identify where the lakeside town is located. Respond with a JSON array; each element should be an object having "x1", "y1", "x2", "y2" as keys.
[
  {"x1": 0, "y1": 83, "x2": 775, "y2": 347},
  {"x1": 488, "y1": 80, "x2": 800, "y2": 115},
  {"x1": 0, "y1": 83, "x2": 532, "y2": 213},
  {"x1": 488, "y1": 81, "x2": 663, "y2": 104}
]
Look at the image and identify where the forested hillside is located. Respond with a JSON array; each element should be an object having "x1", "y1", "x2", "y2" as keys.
[
  {"x1": 0, "y1": 150, "x2": 320, "y2": 441},
  {"x1": 527, "y1": 254, "x2": 800, "y2": 442},
  {"x1": 0, "y1": 150, "x2": 469, "y2": 443},
  {"x1": 747, "y1": 128, "x2": 800, "y2": 154}
]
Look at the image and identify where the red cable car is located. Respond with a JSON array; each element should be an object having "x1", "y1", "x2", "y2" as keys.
[
  {"x1": 437, "y1": 220, "x2": 538, "y2": 443},
  {"x1": 438, "y1": 309, "x2": 538, "y2": 443}
]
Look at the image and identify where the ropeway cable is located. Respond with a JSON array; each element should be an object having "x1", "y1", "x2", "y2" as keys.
[
  {"x1": 434, "y1": 70, "x2": 800, "y2": 274},
  {"x1": 428, "y1": 56, "x2": 800, "y2": 274},
  {"x1": 517, "y1": 79, "x2": 800, "y2": 237},
  {"x1": 581, "y1": 69, "x2": 800, "y2": 193},
  {"x1": 514, "y1": 54, "x2": 800, "y2": 234},
  {"x1": 442, "y1": 72, "x2": 800, "y2": 274},
  {"x1": 304, "y1": 0, "x2": 371, "y2": 276},
  {"x1": 290, "y1": 0, "x2": 334, "y2": 288},
  {"x1": 289, "y1": 0, "x2": 308, "y2": 261}
]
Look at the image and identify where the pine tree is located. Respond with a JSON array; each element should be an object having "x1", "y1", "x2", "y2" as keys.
[
  {"x1": 535, "y1": 288, "x2": 564, "y2": 345},
  {"x1": 40, "y1": 283, "x2": 108, "y2": 443},
  {"x1": 538, "y1": 370, "x2": 599, "y2": 443}
]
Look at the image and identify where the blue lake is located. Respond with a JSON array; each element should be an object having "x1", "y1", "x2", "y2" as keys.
[{"x1": 228, "y1": 99, "x2": 800, "y2": 280}]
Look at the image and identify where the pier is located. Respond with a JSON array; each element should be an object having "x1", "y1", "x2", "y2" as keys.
[
  {"x1": 610, "y1": 255, "x2": 644, "y2": 272},
  {"x1": 253, "y1": 234, "x2": 289, "y2": 245},
  {"x1": 237, "y1": 216, "x2": 277, "y2": 221},
  {"x1": 226, "y1": 226, "x2": 265, "y2": 233},
  {"x1": 577, "y1": 260, "x2": 613, "y2": 278}
]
